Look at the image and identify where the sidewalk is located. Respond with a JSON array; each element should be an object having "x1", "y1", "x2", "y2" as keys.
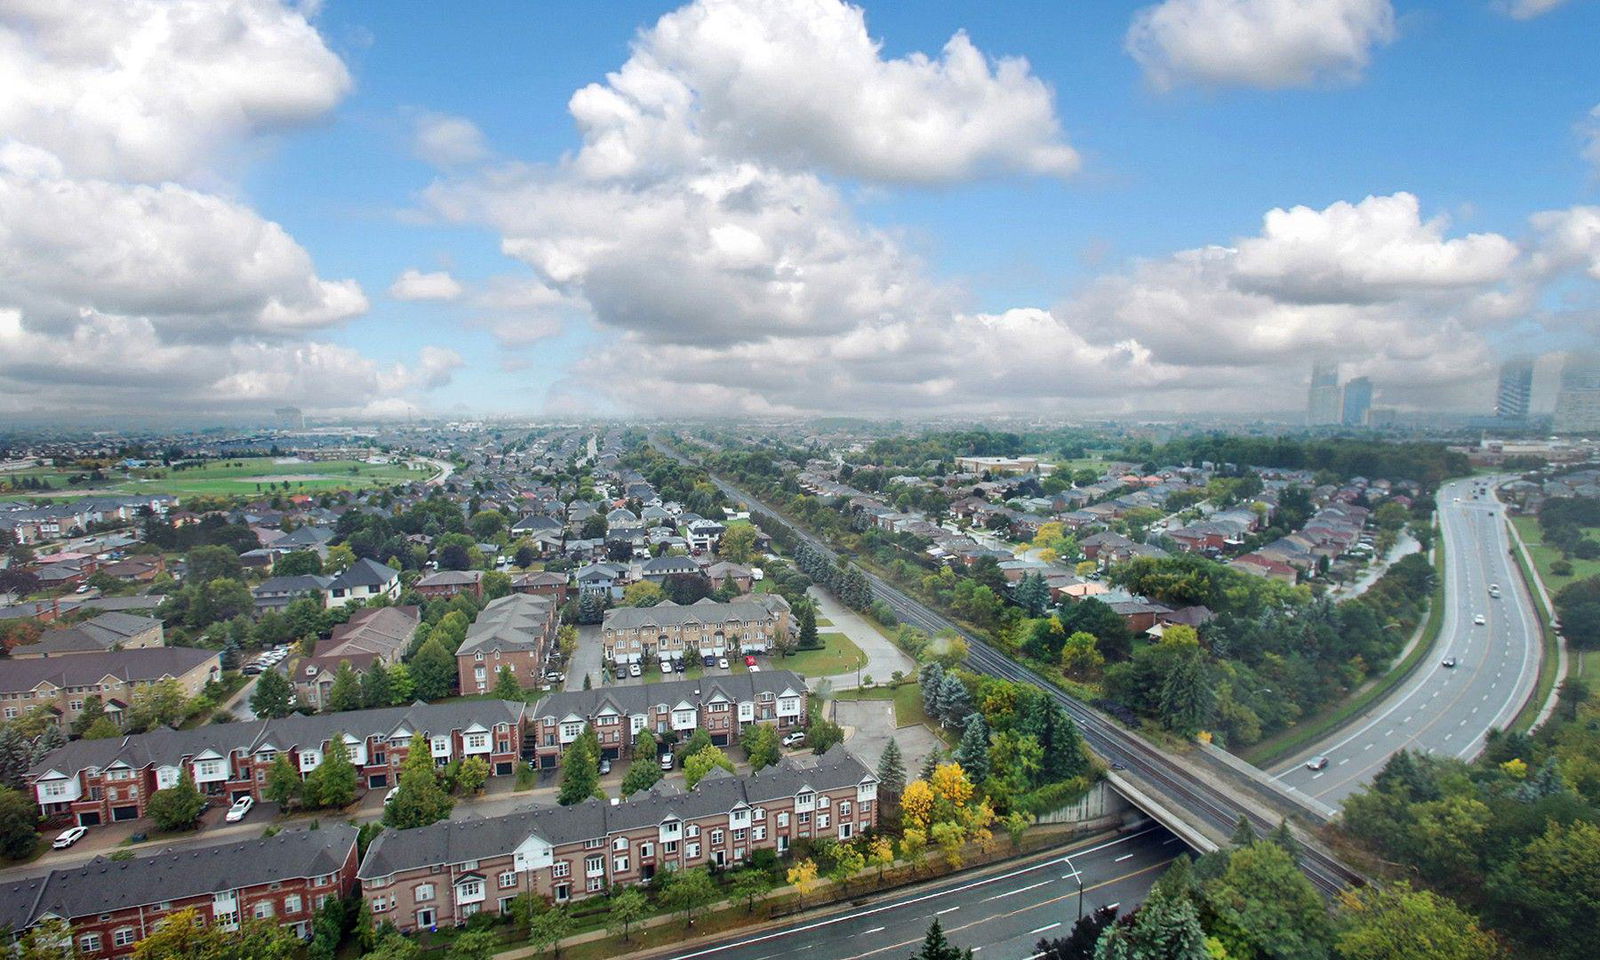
[{"x1": 1506, "y1": 510, "x2": 1567, "y2": 729}]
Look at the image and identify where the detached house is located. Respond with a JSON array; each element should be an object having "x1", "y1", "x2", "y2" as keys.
[{"x1": 325, "y1": 559, "x2": 400, "y2": 609}]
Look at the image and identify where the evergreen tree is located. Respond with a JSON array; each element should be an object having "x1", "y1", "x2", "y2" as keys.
[
  {"x1": 493, "y1": 665, "x2": 523, "y2": 701},
  {"x1": 305, "y1": 735, "x2": 357, "y2": 809},
  {"x1": 877, "y1": 738, "x2": 906, "y2": 798},
  {"x1": 409, "y1": 636, "x2": 457, "y2": 701},
  {"x1": 953, "y1": 714, "x2": 991, "y2": 783},
  {"x1": 0, "y1": 726, "x2": 35, "y2": 788},
  {"x1": 558, "y1": 727, "x2": 601, "y2": 805},
  {"x1": 327, "y1": 662, "x2": 364, "y2": 712},
  {"x1": 1157, "y1": 647, "x2": 1212, "y2": 737},
  {"x1": 1230, "y1": 814, "x2": 1257, "y2": 848},
  {"x1": 1035, "y1": 701, "x2": 1088, "y2": 783},
  {"x1": 938, "y1": 673, "x2": 972, "y2": 727},
  {"x1": 1095, "y1": 881, "x2": 1208, "y2": 960},
  {"x1": 0, "y1": 786, "x2": 40, "y2": 861},
  {"x1": 361, "y1": 662, "x2": 395, "y2": 709},
  {"x1": 1015, "y1": 573, "x2": 1050, "y2": 618},
  {"x1": 264, "y1": 754, "x2": 303, "y2": 809},
  {"x1": 250, "y1": 668, "x2": 294, "y2": 718},
  {"x1": 386, "y1": 734, "x2": 453, "y2": 829},
  {"x1": 1268, "y1": 820, "x2": 1300, "y2": 865},
  {"x1": 919, "y1": 662, "x2": 947, "y2": 719},
  {"x1": 912, "y1": 919, "x2": 973, "y2": 960},
  {"x1": 797, "y1": 603, "x2": 820, "y2": 649}
]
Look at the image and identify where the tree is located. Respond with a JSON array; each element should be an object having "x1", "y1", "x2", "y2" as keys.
[
  {"x1": 305, "y1": 735, "x2": 357, "y2": 809},
  {"x1": 1015, "y1": 573, "x2": 1050, "y2": 618},
  {"x1": 557, "y1": 727, "x2": 601, "y2": 805},
  {"x1": 771, "y1": 630, "x2": 797, "y2": 659},
  {"x1": 808, "y1": 717, "x2": 845, "y2": 755},
  {"x1": 70, "y1": 694, "x2": 108, "y2": 737},
  {"x1": 275, "y1": 551, "x2": 323, "y2": 576},
  {"x1": 147, "y1": 771, "x2": 208, "y2": 831},
  {"x1": 1157, "y1": 644, "x2": 1212, "y2": 737},
  {"x1": 623, "y1": 579, "x2": 665, "y2": 607},
  {"x1": 1206, "y1": 841, "x2": 1331, "y2": 960},
  {"x1": 130, "y1": 907, "x2": 299, "y2": 960},
  {"x1": 911, "y1": 919, "x2": 973, "y2": 960},
  {"x1": 719, "y1": 524, "x2": 758, "y2": 563},
  {"x1": 1336, "y1": 882, "x2": 1503, "y2": 960},
  {"x1": 1035, "y1": 905, "x2": 1119, "y2": 960},
  {"x1": 831, "y1": 843, "x2": 867, "y2": 891},
  {"x1": 125, "y1": 677, "x2": 189, "y2": 732},
  {"x1": 493, "y1": 664, "x2": 523, "y2": 700},
  {"x1": 1490, "y1": 818, "x2": 1600, "y2": 959},
  {"x1": 797, "y1": 602, "x2": 820, "y2": 648},
  {"x1": 685, "y1": 744, "x2": 735, "y2": 789},
  {"x1": 953, "y1": 714, "x2": 990, "y2": 784},
  {"x1": 448, "y1": 929, "x2": 500, "y2": 960},
  {"x1": 362, "y1": 662, "x2": 396, "y2": 709},
  {"x1": 1096, "y1": 880, "x2": 1208, "y2": 960},
  {"x1": 83, "y1": 715, "x2": 123, "y2": 740},
  {"x1": 868, "y1": 835, "x2": 896, "y2": 880},
  {"x1": 742, "y1": 723, "x2": 782, "y2": 771},
  {"x1": 386, "y1": 734, "x2": 453, "y2": 828},
  {"x1": 663, "y1": 865, "x2": 717, "y2": 926},
  {"x1": 456, "y1": 756, "x2": 490, "y2": 794},
  {"x1": 1059, "y1": 632, "x2": 1104, "y2": 682},
  {"x1": 0, "y1": 785, "x2": 39, "y2": 860},
  {"x1": 15, "y1": 917, "x2": 76, "y2": 960},
  {"x1": 409, "y1": 636, "x2": 457, "y2": 701},
  {"x1": 730, "y1": 867, "x2": 776, "y2": 913},
  {"x1": 526, "y1": 905, "x2": 574, "y2": 958},
  {"x1": 787, "y1": 858, "x2": 822, "y2": 906},
  {"x1": 187, "y1": 544, "x2": 244, "y2": 586},
  {"x1": 877, "y1": 737, "x2": 906, "y2": 800},
  {"x1": 621, "y1": 756, "x2": 664, "y2": 796},
  {"x1": 606, "y1": 886, "x2": 650, "y2": 941},
  {"x1": 264, "y1": 754, "x2": 303, "y2": 809},
  {"x1": 250, "y1": 668, "x2": 294, "y2": 718},
  {"x1": 361, "y1": 927, "x2": 421, "y2": 960},
  {"x1": 327, "y1": 661, "x2": 364, "y2": 712}
]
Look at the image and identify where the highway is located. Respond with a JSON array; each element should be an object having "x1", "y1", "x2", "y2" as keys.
[
  {"x1": 662, "y1": 829, "x2": 1180, "y2": 960},
  {"x1": 1273, "y1": 476, "x2": 1543, "y2": 803},
  {"x1": 653, "y1": 438, "x2": 1360, "y2": 897}
]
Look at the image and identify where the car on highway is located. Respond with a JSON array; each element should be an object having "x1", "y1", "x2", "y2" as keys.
[
  {"x1": 781, "y1": 731, "x2": 806, "y2": 748},
  {"x1": 1305, "y1": 755, "x2": 1330, "y2": 771},
  {"x1": 1441, "y1": 657, "x2": 1457, "y2": 668},
  {"x1": 225, "y1": 796, "x2": 254, "y2": 822},
  {"x1": 628, "y1": 662, "x2": 642, "y2": 678},
  {"x1": 1474, "y1": 614, "x2": 1486, "y2": 625},
  {"x1": 52, "y1": 826, "x2": 88, "y2": 849}
]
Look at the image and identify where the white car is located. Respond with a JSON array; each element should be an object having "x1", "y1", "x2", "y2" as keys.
[
  {"x1": 1305, "y1": 756, "x2": 1330, "y2": 772},
  {"x1": 781, "y1": 731, "x2": 806, "y2": 748},
  {"x1": 385, "y1": 786, "x2": 400, "y2": 805},
  {"x1": 1474, "y1": 614, "x2": 1486, "y2": 626},
  {"x1": 717, "y1": 657, "x2": 729, "y2": 669},
  {"x1": 660, "y1": 660, "x2": 673, "y2": 675},
  {"x1": 224, "y1": 796, "x2": 254, "y2": 822},
  {"x1": 628, "y1": 662, "x2": 642, "y2": 678},
  {"x1": 52, "y1": 826, "x2": 88, "y2": 849},
  {"x1": 659, "y1": 753, "x2": 675, "y2": 771}
]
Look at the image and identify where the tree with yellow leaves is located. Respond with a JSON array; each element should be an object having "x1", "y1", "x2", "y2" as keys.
[
  {"x1": 900, "y1": 827, "x2": 928, "y2": 874},
  {"x1": 868, "y1": 835, "x2": 895, "y2": 881},
  {"x1": 901, "y1": 778, "x2": 934, "y2": 831},
  {"x1": 931, "y1": 821, "x2": 967, "y2": 869},
  {"x1": 928, "y1": 762, "x2": 974, "y2": 823},
  {"x1": 787, "y1": 858, "x2": 822, "y2": 907}
]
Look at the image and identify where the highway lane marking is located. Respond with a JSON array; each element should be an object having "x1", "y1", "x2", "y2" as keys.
[
  {"x1": 936, "y1": 907, "x2": 960, "y2": 915},
  {"x1": 862, "y1": 927, "x2": 885, "y2": 935},
  {"x1": 1384, "y1": 729, "x2": 1393, "y2": 737},
  {"x1": 1338, "y1": 758, "x2": 1350, "y2": 765},
  {"x1": 1114, "y1": 854, "x2": 1134, "y2": 862},
  {"x1": 1403, "y1": 716, "x2": 1412, "y2": 723},
  {"x1": 983, "y1": 880, "x2": 1051, "y2": 902},
  {"x1": 1030, "y1": 923, "x2": 1062, "y2": 936}
]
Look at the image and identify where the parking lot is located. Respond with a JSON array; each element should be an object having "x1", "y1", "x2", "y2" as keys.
[{"x1": 832, "y1": 698, "x2": 943, "y2": 774}]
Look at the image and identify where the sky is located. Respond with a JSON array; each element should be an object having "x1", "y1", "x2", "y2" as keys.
[{"x1": 1, "y1": 0, "x2": 1598, "y2": 422}]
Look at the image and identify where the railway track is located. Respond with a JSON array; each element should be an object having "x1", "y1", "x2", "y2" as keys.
[{"x1": 655, "y1": 439, "x2": 1360, "y2": 896}]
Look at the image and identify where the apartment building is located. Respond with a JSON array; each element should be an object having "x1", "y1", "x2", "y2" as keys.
[
  {"x1": 414, "y1": 570, "x2": 485, "y2": 600},
  {"x1": 295, "y1": 606, "x2": 421, "y2": 711},
  {"x1": 456, "y1": 594, "x2": 557, "y2": 695},
  {"x1": 358, "y1": 747, "x2": 876, "y2": 930},
  {"x1": 28, "y1": 700, "x2": 525, "y2": 827},
  {"x1": 0, "y1": 647, "x2": 220, "y2": 731},
  {"x1": 12, "y1": 612, "x2": 165, "y2": 659},
  {"x1": 0, "y1": 825, "x2": 359, "y2": 956},
  {"x1": 600, "y1": 595, "x2": 791, "y2": 665},
  {"x1": 527, "y1": 671, "x2": 807, "y2": 767}
]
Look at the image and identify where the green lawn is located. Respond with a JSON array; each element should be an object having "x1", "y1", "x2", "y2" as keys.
[
  {"x1": 1577, "y1": 648, "x2": 1600, "y2": 682},
  {"x1": 1513, "y1": 516, "x2": 1600, "y2": 586},
  {"x1": 3, "y1": 457, "x2": 425, "y2": 499},
  {"x1": 774, "y1": 632, "x2": 866, "y2": 678},
  {"x1": 842, "y1": 683, "x2": 929, "y2": 728}
]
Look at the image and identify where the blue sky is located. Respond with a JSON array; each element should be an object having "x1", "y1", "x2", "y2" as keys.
[{"x1": 2, "y1": 0, "x2": 1597, "y2": 419}]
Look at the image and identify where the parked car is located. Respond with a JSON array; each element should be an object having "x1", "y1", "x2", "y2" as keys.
[
  {"x1": 52, "y1": 826, "x2": 87, "y2": 849},
  {"x1": 717, "y1": 657, "x2": 729, "y2": 670},
  {"x1": 628, "y1": 662, "x2": 642, "y2": 678},
  {"x1": 659, "y1": 753, "x2": 675, "y2": 771},
  {"x1": 702, "y1": 654, "x2": 717, "y2": 667},
  {"x1": 660, "y1": 660, "x2": 673, "y2": 675},
  {"x1": 225, "y1": 796, "x2": 254, "y2": 822},
  {"x1": 1305, "y1": 756, "x2": 1330, "y2": 771},
  {"x1": 385, "y1": 786, "x2": 401, "y2": 805},
  {"x1": 781, "y1": 731, "x2": 806, "y2": 748},
  {"x1": 744, "y1": 655, "x2": 758, "y2": 667},
  {"x1": 599, "y1": 758, "x2": 612, "y2": 775},
  {"x1": 543, "y1": 671, "x2": 564, "y2": 683}
]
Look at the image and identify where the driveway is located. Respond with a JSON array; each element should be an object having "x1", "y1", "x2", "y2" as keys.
[
  {"x1": 563, "y1": 624, "x2": 604, "y2": 691},
  {"x1": 808, "y1": 587, "x2": 916, "y2": 691},
  {"x1": 832, "y1": 699, "x2": 942, "y2": 776}
]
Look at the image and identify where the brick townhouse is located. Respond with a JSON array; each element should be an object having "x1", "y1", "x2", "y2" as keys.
[
  {"x1": 456, "y1": 593, "x2": 557, "y2": 695},
  {"x1": 600, "y1": 594, "x2": 791, "y2": 665},
  {"x1": 527, "y1": 671, "x2": 807, "y2": 768},
  {"x1": 0, "y1": 824, "x2": 359, "y2": 956},
  {"x1": 28, "y1": 700, "x2": 526, "y2": 827},
  {"x1": 414, "y1": 569, "x2": 485, "y2": 600},
  {"x1": 295, "y1": 606, "x2": 420, "y2": 711},
  {"x1": 0, "y1": 647, "x2": 220, "y2": 731},
  {"x1": 358, "y1": 746, "x2": 876, "y2": 931},
  {"x1": 12, "y1": 611, "x2": 165, "y2": 659}
]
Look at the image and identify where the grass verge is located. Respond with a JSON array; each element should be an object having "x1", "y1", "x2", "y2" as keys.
[
  {"x1": 839, "y1": 683, "x2": 929, "y2": 728},
  {"x1": 780, "y1": 632, "x2": 866, "y2": 678},
  {"x1": 1242, "y1": 535, "x2": 1447, "y2": 768},
  {"x1": 1507, "y1": 532, "x2": 1563, "y2": 734}
]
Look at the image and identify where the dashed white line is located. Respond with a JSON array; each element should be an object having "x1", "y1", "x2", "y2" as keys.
[
  {"x1": 984, "y1": 880, "x2": 1051, "y2": 902},
  {"x1": 1114, "y1": 854, "x2": 1134, "y2": 863},
  {"x1": 862, "y1": 927, "x2": 885, "y2": 935},
  {"x1": 1030, "y1": 923, "x2": 1062, "y2": 936},
  {"x1": 937, "y1": 907, "x2": 960, "y2": 916}
]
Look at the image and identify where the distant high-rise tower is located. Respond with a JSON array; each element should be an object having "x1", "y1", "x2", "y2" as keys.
[
  {"x1": 1553, "y1": 352, "x2": 1600, "y2": 434},
  {"x1": 1307, "y1": 361, "x2": 1342, "y2": 425},
  {"x1": 1342, "y1": 377, "x2": 1372, "y2": 427},
  {"x1": 275, "y1": 406, "x2": 304, "y2": 431},
  {"x1": 1495, "y1": 359, "x2": 1534, "y2": 421}
]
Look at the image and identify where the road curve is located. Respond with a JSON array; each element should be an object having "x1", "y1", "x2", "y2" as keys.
[{"x1": 1272, "y1": 477, "x2": 1543, "y2": 803}]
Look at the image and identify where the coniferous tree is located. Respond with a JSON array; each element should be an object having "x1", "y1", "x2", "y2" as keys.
[
  {"x1": 250, "y1": 668, "x2": 294, "y2": 718},
  {"x1": 361, "y1": 662, "x2": 395, "y2": 709},
  {"x1": 953, "y1": 714, "x2": 990, "y2": 783},
  {"x1": 327, "y1": 662, "x2": 364, "y2": 712},
  {"x1": 493, "y1": 664, "x2": 522, "y2": 701},
  {"x1": 912, "y1": 919, "x2": 973, "y2": 960},
  {"x1": 409, "y1": 636, "x2": 457, "y2": 701},
  {"x1": 877, "y1": 738, "x2": 906, "y2": 798}
]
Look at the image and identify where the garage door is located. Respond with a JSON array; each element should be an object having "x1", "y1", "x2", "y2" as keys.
[
  {"x1": 111, "y1": 806, "x2": 139, "y2": 822},
  {"x1": 76, "y1": 811, "x2": 101, "y2": 827},
  {"x1": 711, "y1": 733, "x2": 728, "y2": 747},
  {"x1": 495, "y1": 762, "x2": 513, "y2": 777},
  {"x1": 231, "y1": 789, "x2": 253, "y2": 802},
  {"x1": 368, "y1": 774, "x2": 388, "y2": 789}
]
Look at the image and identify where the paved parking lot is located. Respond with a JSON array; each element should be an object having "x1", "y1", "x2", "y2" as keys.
[
  {"x1": 832, "y1": 699, "x2": 943, "y2": 775},
  {"x1": 563, "y1": 624, "x2": 604, "y2": 691}
]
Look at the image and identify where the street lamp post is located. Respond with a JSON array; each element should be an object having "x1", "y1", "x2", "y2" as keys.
[{"x1": 1063, "y1": 853, "x2": 1084, "y2": 922}]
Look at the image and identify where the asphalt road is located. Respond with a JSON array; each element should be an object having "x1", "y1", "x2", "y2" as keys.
[
  {"x1": 1273, "y1": 477, "x2": 1542, "y2": 803},
  {"x1": 661, "y1": 829, "x2": 1181, "y2": 960}
]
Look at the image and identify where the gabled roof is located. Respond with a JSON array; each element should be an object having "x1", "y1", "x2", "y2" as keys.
[
  {"x1": 0, "y1": 647, "x2": 217, "y2": 696},
  {"x1": 531, "y1": 670, "x2": 806, "y2": 721},
  {"x1": 330, "y1": 558, "x2": 398, "y2": 590}
]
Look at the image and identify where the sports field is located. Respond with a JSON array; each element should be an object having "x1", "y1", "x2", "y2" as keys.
[{"x1": 1, "y1": 457, "x2": 427, "y2": 498}]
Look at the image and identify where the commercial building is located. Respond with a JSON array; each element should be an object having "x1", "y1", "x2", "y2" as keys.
[
  {"x1": 527, "y1": 671, "x2": 808, "y2": 766},
  {"x1": 0, "y1": 647, "x2": 220, "y2": 731},
  {"x1": 1553, "y1": 351, "x2": 1600, "y2": 434},
  {"x1": 1341, "y1": 376, "x2": 1372, "y2": 427},
  {"x1": 456, "y1": 594, "x2": 558, "y2": 695},
  {"x1": 1307, "y1": 361, "x2": 1342, "y2": 425},
  {"x1": 600, "y1": 595, "x2": 791, "y2": 665},
  {"x1": 28, "y1": 700, "x2": 525, "y2": 827},
  {"x1": 952, "y1": 456, "x2": 1047, "y2": 476},
  {"x1": 1496, "y1": 358, "x2": 1534, "y2": 421},
  {"x1": 357, "y1": 747, "x2": 877, "y2": 929},
  {"x1": 0, "y1": 824, "x2": 359, "y2": 955}
]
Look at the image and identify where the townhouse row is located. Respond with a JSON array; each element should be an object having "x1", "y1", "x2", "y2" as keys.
[
  {"x1": 359, "y1": 746, "x2": 877, "y2": 932},
  {"x1": 0, "y1": 825, "x2": 359, "y2": 958},
  {"x1": 525, "y1": 670, "x2": 809, "y2": 767},
  {"x1": 600, "y1": 594, "x2": 791, "y2": 665},
  {"x1": 456, "y1": 593, "x2": 558, "y2": 695},
  {"x1": 28, "y1": 700, "x2": 526, "y2": 827}
]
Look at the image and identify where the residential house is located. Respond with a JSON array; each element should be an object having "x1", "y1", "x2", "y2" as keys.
[
  {"x1": 294, "y1": 606, "x2": 421, "y2": 711},
  {"x1": 456, "y1": 595, "x2": 557, "y2": 695},
  {"x1": 325, "y1": 559, "x2": 400, "y2": 609},
  {"x1": 600, "y1": 595, "x2": 791, "y2": 665},
  {"x1": 12, "y1": 613, "x2": 164, "y2": 659},
  {"x1": 251, "y1": 574, "x2": 332, "y2": 615},
  {"x1": 704, "y1": 561, "x2": 753, "y2": 594},
  {"x1": 414, "y1": 570, "x2": 485, "y2": 601},
  {"x1": 639, "y1": 555, "x2": 701, "y2": 583},
  {"x1": 510, "y1": 571, "x2": 569, "y2": 604},
  {"x1": 0, "y1": 647, "x2": 220, "y2": 731}
]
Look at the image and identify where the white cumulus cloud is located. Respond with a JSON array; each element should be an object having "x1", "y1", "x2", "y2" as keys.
[
  {"x1": 1125, "y1": 0, "x2": 1397, "y2": 91},
  {"x1": 389, "y1": 268, "x2": 464, "y2": 301},
  {"x1": 411, "y1": 111, "x2": 490, "y2": 168}
]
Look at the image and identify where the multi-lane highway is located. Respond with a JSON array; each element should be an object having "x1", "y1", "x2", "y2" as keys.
[
  {"x1": 654, "y1": 438, "x2": 1360, "y2": 896},
  {"x1": 1274, "y1": 476, "x2": 1543, "y2": 803},
  {"x1": 662, "y1": 829, "x2": 1180, "y2": 960}
]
